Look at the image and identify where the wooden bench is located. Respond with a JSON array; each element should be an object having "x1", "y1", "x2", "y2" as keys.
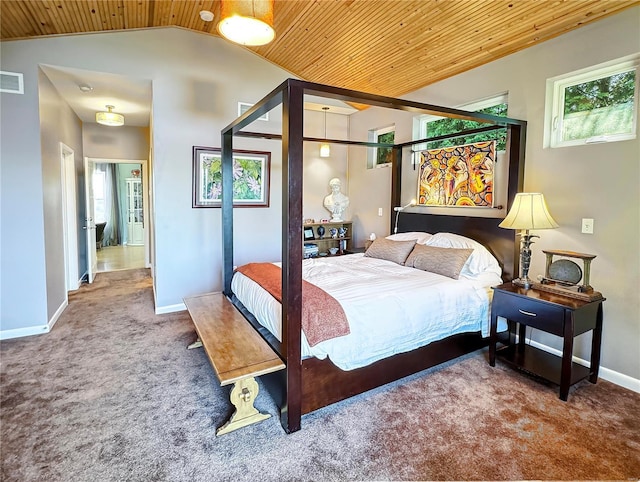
[{"x1": 184, "y1": 292, "x2": 285, "y2": 436}]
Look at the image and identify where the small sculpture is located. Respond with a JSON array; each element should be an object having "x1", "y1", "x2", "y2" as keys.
[
  {"x1": 338, "y1": 227, "x2": 347, "y2": 237},
  {"x1": 330, "y1": 228, "x2": 338, "y2": 239},
  {"x1": 323, "y1": 178, "x2": 350, "y2": 222}
]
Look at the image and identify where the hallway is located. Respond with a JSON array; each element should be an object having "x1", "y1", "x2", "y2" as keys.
[{"x1": 97, "y1": 245, "x2": 145, "y2": 272}]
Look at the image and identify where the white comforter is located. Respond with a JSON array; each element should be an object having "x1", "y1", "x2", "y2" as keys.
[{"x1": 231, "y1": 253, "x2": 503, "y2": 371}]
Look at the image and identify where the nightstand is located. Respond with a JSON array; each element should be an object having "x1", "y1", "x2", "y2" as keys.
[{"x1": 489, "y1": 283, "x2": 605, "y2": 401}]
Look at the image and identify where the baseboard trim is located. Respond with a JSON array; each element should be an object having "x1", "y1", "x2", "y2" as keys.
[
  {"x1": 0, "y1": 324, "x2": 49, "y2": 340},
  {"x1": 528, "y1": 339, "x2": 640, "y2": 394},
  {"x1": 155, "y1": 302, "x2": 186, "y2": 315},
  {"x1": 0, "y1": 298, "x2": 69, "y2": 341},
  {"x1": 48, "y1": 299, "x2": 68, "y2": 332}
]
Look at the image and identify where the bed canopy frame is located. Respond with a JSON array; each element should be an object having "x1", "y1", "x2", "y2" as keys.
[{"x1": 221, "y1": 79, "x2": 526, "y2": 433}]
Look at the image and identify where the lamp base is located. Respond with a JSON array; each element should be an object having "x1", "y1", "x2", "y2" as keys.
[{"x1": 512, "y1": 277, "x2": 533, "y2": 289}]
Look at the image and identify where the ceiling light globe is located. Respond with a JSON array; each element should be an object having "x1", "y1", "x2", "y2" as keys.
[
  {"x1": 96, "y1": 105, "x2": 125, "y2": 127},
  {"x1": 218, "y1": 15, "x2": 275, "y2": 46}
]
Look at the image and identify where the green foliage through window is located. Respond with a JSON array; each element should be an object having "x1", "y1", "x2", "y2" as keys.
[
  {"x1": 425, "y1": 103, "x2": 507, "y2": 151},
  {"x1": 561, "y1": 70, "x2": 635, "y2": 142},
  {"x1": 376, "y1": 130, "x2": 395, "y2": 165}
]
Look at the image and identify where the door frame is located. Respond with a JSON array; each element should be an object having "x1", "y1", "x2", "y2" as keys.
[
  {"x1": 60, "y1": 143, "x2": 79, "y2": 291},
  {"x1": 85, "y1": 157, "x2": 150, "y2": 272},
  {"x1": 84, "y1": 157, "x2": 97, "y2": 283}
]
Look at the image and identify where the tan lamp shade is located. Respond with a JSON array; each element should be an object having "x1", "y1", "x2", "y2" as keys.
[
  {"x1": 499, "y1": 193, "x2": 559, "y2": 230},
  {"x1": 218, "y1": 0, "x2": 275, "y2": 46}
]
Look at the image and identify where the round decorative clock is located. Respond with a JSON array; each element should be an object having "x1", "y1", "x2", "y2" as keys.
[
  {"x1": 534, "y1": 250, "x2": 603, "y2": 301},
  {"x1": 548, "y1": 258, "x2": 582, "y2": 285}
]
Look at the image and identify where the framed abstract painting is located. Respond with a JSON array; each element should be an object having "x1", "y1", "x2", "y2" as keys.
[{"x1": 417, "y1": 140, "x2": 495, "y2": 207}]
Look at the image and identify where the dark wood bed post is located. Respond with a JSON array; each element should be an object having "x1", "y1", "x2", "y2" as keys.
[
  {"x1": 390, "y1": 146, "x2": 403, "y2": 233},
  {"x1": 221, "y1": 132, "x2": 234, "y2": 296},
  {"x1": 281, "y1": 81, "x2": 305, "y2": 433},
  {"x1": 506, "y1": 123, "x2": 526, "y2": 280}
]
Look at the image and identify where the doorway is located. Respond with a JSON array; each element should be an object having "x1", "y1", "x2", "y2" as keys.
[{"x1": 85, "y1": 158, "x2": 150, "y2": 275}]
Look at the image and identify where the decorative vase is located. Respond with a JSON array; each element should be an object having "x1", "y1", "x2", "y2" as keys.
[
  {"x1": 330, "y1": 228, "x2": 338, "y2": 239},
  {"x1": 317, "y1": 226, "x2": 325, "y2": 239}
]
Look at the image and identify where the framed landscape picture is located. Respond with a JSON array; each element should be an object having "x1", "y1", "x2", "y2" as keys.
[{"x1": 192, "y1": 146, "x2": 270, "y2": 208}]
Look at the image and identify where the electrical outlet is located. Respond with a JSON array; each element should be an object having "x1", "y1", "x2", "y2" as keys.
[
  {"x1": 581, "y1": 218, "x2": 594, "y2": 234},
  {"x1": 378, "y1": 207, "x2": 383, "y2": 217}
]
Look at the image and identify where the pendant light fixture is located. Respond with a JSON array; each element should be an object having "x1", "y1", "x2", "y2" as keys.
[
  {"x1": 218, "y1": 0, "x2": 275, "y2": 46},
  {"x1": 320, "y1": 107, "x2": 331, "y2": 158},
  {"x1": 96, "y1": 105, "x2": 124, "y2": 127}
]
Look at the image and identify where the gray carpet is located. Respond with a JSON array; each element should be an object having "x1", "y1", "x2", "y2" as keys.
[{"x1": 1, "y1": 268, "x2": 639, "y2": 481}]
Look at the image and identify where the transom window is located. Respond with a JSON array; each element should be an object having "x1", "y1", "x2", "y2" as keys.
[
  {"x1": 367, "y1": 124, "x2": 395, "y2": 168},
  {"x1": 546, "y1": 57, "x2": 638, "y2": 148},
  {"x1": 416, "y1": 94, "x2": 508, "y2": 152}
]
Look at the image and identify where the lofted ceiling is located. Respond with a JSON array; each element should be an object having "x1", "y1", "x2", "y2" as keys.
[{"x1": 2, "y1": 0, "x2": 639, "y2": 99}]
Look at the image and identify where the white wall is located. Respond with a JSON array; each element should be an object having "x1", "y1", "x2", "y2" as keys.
[
  {"x1": 83, "y1": 124, "x2": 150, "y2": 161},
  {"x1": 38, "y1": 69, "x2": 86, "y2": 324},
  {"x1": 303, "y1": 110, "x2": 350, "y2": 223},
  {"x1": 1, "y1": 60, "x2": 49, "y2": 335},
  {"x1": 349, "y1": 8, "x2": 640, "y2": 382}
]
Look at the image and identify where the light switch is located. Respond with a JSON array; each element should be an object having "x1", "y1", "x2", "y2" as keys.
[
  {"x1": 581, "y1": 218, "x2": 594, "y2": 234},
  {"x1": 378, "y1": 207, "x2": 383, "y2": 217}
]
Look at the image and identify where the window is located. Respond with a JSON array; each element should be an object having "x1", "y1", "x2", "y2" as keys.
[
  {"x1": 367, "y1": 125, "x2": 395, "y2": 168},
  {"x1": 546, "y1": 58, "x2": 638, "y2": 148},
  {"x1": 92, "y1": 169, "x2": 106, "y2": 223},
  {"x1": 417, "y1": 94, "x2": 508, "y2": 152}
]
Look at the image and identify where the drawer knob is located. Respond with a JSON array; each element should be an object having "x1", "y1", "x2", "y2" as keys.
[{"x1": 518, "y1": 309, "x2": 537, "y2": 317}]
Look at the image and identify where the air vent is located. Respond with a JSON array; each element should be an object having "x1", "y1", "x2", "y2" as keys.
[
  {"x1": 1, "y1": 71, "x2": 24, "y2": 94},
  {"x1": 238, "y1": 102, "x2": 269, "y2": 121}
]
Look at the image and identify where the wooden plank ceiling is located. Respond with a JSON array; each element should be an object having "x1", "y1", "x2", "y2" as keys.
[{"x1": 1, "y1": 0, "x2": 638, "y2": 97}]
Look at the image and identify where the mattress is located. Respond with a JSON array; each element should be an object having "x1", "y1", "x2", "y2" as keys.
[{"x1": 231, "y1": 253, "x2": 504, "y2": 371}]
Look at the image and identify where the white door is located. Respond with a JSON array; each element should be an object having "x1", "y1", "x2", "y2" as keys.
[
  {"x1": 84, "y1": 157, "x2": 97, "y2": 283},
  {"x1": 61, "y1": 143, "x2": 79, "y2": 291}
]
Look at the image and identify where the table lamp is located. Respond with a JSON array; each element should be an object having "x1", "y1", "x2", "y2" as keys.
[{"x1": 499, "y1": 192, "x2": 558, "y2": 288}]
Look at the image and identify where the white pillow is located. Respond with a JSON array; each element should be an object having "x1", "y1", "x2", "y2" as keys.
[
  {"x1": 385, "y1": 231, "x2": 432, "y2": 245},
  {"x1": 425, "y1": 232, "x2": 501, "y2": 278}
]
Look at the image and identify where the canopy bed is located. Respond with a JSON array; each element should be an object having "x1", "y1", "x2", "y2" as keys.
[{"x1": 220, "y1": 79, "x2": 526, "y2": 433}]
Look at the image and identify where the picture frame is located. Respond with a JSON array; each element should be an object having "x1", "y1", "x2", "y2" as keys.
[
  {"x1": 303, "y1": 227, "x2": 315, "y2": 241},
  {"x1": 192, "y1": 146, "x2": 270, "y2": 208}
]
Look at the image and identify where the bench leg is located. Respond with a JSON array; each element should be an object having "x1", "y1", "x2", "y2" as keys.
[
  {"x1": 187, "y1": 337, "x2": 203, "y2": 350},
  {"x1": 216, "y1": 377, "x2": 270, "y2": 436}
]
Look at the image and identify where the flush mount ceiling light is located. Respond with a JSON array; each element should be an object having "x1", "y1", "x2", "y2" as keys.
[
  {"x1": 218, "y1": 0, "x2": 275, "y2": 46},
  {"x1": 96, "y1": 105, "x2": 124, "y2": 127}
]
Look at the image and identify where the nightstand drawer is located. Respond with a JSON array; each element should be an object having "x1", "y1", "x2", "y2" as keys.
[{"x1": 493, "y1": 294, "x2": 565, "y2": 336}]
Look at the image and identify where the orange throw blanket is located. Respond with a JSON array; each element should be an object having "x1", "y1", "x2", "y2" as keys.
[{"x1": 235, "y1": 263, "x2": 350, "y2": 347}]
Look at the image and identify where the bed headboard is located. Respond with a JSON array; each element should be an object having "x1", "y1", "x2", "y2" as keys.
[{"x1": 398, "y1": 212, "x2": 518, "y2": 281}]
